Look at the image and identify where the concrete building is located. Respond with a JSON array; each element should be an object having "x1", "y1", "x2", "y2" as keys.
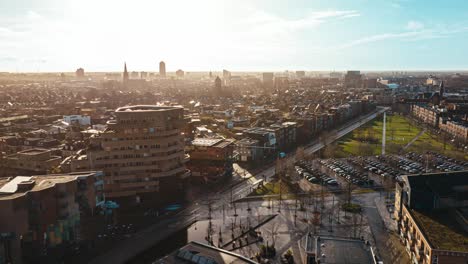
[
  {"x1": 395, "y1": 171, "x2": 468, "y2": 264},
  {"x1": 2, "y1": 148, "x2": 62, "y2": 176},
  {"x1": 63, "y1": 115, "x2": 91, "y2": 126},
  {"x1": 262, "y1": 72, "x2": 274, "y2": 90},
  {"x1": 176, "y1": 69, "x2": 184, "y2": 78},
  {"x1": 159, "y1": 61, "x2": 166, "y2": 77},
  {"x1": 214, "y1": 76, "x2": 222, "y2": 95},
  {"x1": 0, "y1": 171, "x2": 104, "y2": 264},
  {"x1": 87, "y1": 105, "x2": 190, "y2": 209},
  {"x1": 344, "y1": 70, "x2": 362, "y2": 88},
  {"x1": 187, "y1": 138, "x2": 234, "y2": 183},
  {"x1": 296, "y1": 71, "x2": 305, "y2": 78},
  {"x1": 270, "y1": 122, "x2": 297, "y2": 151},
  {"x1": 235, "y1": 138, "x2": 262, "y2": 163}
]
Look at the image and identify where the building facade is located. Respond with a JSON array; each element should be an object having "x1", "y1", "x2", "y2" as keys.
[
  {"x1": 159, "y1": 61, "x2": 166, "y2": 77},
  {"x1": 0, "y1": 171, "x2": 103, "y2": 264},
  {"x1": 187, "y1": 138, "x2": 234, "y2": 183},
  {"x1": 394, "y1": 171, "x2": 468, "y2": 264},
  {"x1": 2, "y1": 148, "x2": 61, "y2": 176}
]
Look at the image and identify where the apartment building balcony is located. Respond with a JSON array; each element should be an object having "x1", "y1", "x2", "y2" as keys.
[
  {"x1": 414, "y1": 245, "x2": 424, "y2": 262},
  {"x1": 183, "y1": 154, "x2": 190, "y2": 163},
  {"x1": 181, "y1": 169, "x2": 191, "y2": 179},
  {"x1": 411, "y1": 252, "x2": 422, "y2": 264}
]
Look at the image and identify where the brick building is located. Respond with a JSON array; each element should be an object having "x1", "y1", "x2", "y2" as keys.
[
  {"x1": 1, "y1": 148, "x2": 61, "y2": 177},
  {"x1": 86, "y1": 105, "x2": 190, "y2": 209},
  {"x1": 394, "y1": 171, "x2": 468, "y2": 264},
  {"x1": 411, "y1": 105, "x2": 441, "y2": 127},
  {"x1": 187, "y1": 138, "x2": 234, "y2": 183}
]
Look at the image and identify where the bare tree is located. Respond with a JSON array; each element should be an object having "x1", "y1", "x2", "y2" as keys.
[{"x1": 265, "y1": 222, "x2": 280, "y2": 246}]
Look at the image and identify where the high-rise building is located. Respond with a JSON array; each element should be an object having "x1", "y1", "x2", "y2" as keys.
[
  {"x1": 159, "y1": 61, "x2": 166, "y2": 77},
  {"x1": 76, "y1": 68, "x2": 85, "y2": 78},
  {"x1": 87, "y1": 105, "x2": 189, "y2": 208},
  {"x1": 262, "y1": 72, "x2": 274, "y2": 90},
  {"x1": 344, "y1": 70, "x2": 362, "y2": 88},
  {"x1": 176, "y1": 69, "x2": 184, "y2": 78},
  {"x1": 123, "y1": 62, "x2": 129, "y2": 83},
  {"x1": 214, "y1": 76, "x2": 222, "y2": 95},
  {"x1": 295, "y1": 71, "x2": 305, "y2": 78},
  {"x1": 223, "y1": 69, "x2": 231, "y2": 80}
]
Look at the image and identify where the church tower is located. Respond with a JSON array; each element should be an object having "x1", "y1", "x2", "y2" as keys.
[{"x1": 123, "y1": 62, "x2": 129, "y2": 83}]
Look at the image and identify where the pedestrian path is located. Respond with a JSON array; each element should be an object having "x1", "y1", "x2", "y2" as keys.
[
  {"x1": 374, "y1": 197, "x2": 396, "y2": 231},
  {"x1": 401, "y1": 128, "x2": 427, "y2": 151}
]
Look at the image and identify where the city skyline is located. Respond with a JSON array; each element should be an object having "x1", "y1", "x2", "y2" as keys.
[{"x1": 1, "y1": 0, "x2": 468, "y2": 72}]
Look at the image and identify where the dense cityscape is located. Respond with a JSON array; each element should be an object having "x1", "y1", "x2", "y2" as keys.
[
  {"x1": 1, "y1": 0, "x2": 468, "y2": 264},
  {"x1": 0, "y1": 65, "x2": 467, "y2": 264}
]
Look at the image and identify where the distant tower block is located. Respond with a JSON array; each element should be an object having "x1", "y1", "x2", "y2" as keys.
[
  {"x1": 159, "y1": 61, "x2": 166, "y2": 77},
  {"x1": 214, "y1": 76, "x2": 222, "y2": 95}
]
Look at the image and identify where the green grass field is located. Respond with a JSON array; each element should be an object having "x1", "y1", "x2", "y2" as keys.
[{"x1": 336, "y1": 114, "x2": 467, "y2": 159}]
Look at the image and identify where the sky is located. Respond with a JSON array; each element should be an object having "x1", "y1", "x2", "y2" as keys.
[{"x1": 1, "y1": 0, "x2": 468, "y2": 72}]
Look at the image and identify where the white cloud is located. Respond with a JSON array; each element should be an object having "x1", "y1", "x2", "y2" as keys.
[
  {"x1": 406, "y1": 20, "x2": 424, "y2": 31},
  {"x1": 26, "y1": 10, "x2": 42, "y2": 20}
]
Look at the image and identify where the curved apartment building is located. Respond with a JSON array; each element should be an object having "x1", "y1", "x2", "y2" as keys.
[{"x1": 88, "y1": 105, "x2": 189, "y2": 208}]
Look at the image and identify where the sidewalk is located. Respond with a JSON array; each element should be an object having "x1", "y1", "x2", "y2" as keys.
[{"x1": 374, "y1": 196, "x2": 396, "y2": 232}]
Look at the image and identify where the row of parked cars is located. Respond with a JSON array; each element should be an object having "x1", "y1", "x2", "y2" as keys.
[
  {"x1": 295, "y1": 161, "x2": 338, "y2": 186},
  {"x1": 427, "y1": 151, "x2": 468, "y2": 167},
  {"x1": 365, "y1": 156, "x2": 401, "y2": 178},
  {"x1": 406, "y1": 152, "x2": 466, "y2": 172},
  {"x1": 320, "y1": 159, "x2": 372, "y2": 186}
]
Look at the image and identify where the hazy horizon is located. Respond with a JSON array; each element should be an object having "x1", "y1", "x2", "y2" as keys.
[{"x1": 1, "y1": 0, "x2": 468, "y2": 72}]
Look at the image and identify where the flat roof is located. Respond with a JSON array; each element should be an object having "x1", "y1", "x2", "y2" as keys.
[
  {"x1": 309, "y1": 236, "x2": 374, "y2": 264},
  {"x1": 411, "y1": 209, "x2": 468, "y2": 252},
  {"x1": 192, "y1": 138, "x2": 223, "y2": 147},
  {"x1": 0, "y1": 172, "x2": 98, "y2": 200},
  {"x1": 0, "y1": 176, "x2": 32, "y2": 194},
  {"x1": 116, "y1": 105, "x2": 183, "y2": 112},
  {"x1": 156, "y1": 241, "x2": 258, "y2": 264},
  {"x1": 192, "y1": 138, "x2": 235, "y2": 148},
  {"x1": 17, "y1": 148, "x2": 50, "y2": 155}
]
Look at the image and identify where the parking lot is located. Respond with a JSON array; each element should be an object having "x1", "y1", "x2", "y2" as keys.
[
  {"x1": 295, "y1": 152, "x2": 467, "y2": 192},
  {"x1": 295, "y1": 160, "x2": 339, "y2": 189}
]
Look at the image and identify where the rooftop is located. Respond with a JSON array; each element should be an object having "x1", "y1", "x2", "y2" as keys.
[
  {"x1": 411, "y1": 209, "x2": 468, "y2": 252},
  {"x1": 307, "y1": 236, "x2": 375, "y2": 264},
  {"x1": 16, "y1": 148, "x2": 50, "y2": 155},
  {"x1": 116, "y1": 105, "x2": 183, "y2": 112},
  {"x1": 0, "y1": 172, "x2": 99, "y2": 200},
  {"x1": 192, "y1": 138, "x2": 235, "y2": 148},
  {"x1": 156, "y1": 241, "x2": 258, "y2": 264},
  {"x1": 404, "y1": 170, "x2": 468, "y2": 197},
  {"x1": 192, "y1": 138, "x2": 223, "y2": 147}
]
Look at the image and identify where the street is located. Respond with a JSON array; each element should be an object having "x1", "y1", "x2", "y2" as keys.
[{"x1": 88, "y1": 107, "x2": 389, "y2": 264}]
